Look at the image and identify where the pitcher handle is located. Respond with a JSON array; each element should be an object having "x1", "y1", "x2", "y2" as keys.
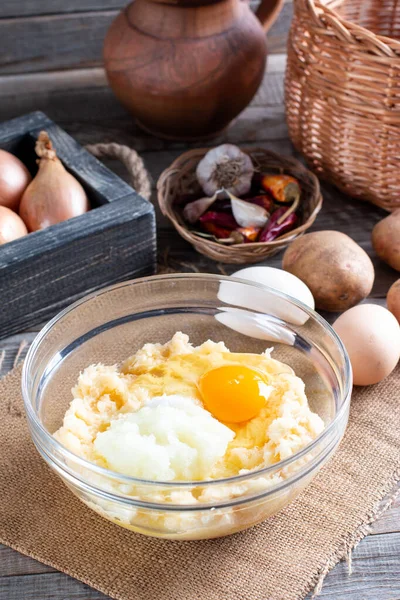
[{"x1": 255, "y1": 0, "x2": 284, "y2": 31}]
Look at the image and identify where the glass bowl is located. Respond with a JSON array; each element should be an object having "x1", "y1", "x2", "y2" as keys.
[{"x1": 22, "y1": 274, "x2": 352, "y2": 540}]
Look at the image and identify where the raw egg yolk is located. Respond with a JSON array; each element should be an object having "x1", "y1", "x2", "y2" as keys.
[{"x1": 199, "y1": 365, "x2": 268, "y2": 423}]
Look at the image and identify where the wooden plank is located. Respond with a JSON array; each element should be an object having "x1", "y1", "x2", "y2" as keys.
[
  {"x1": 0, "y1": 572, "x2": 108, "y2": 599},
  {"x1": 0, "y1": 545, "x2": 55, "y2": 577},
  {"x1": 0, "y1": 68, "x2": 108, "y2": 96},
  {"x1": 0, "y1": 54, "x2": 285, "y2": 100},
  {"x1": 369, "y1": 486, "x2": 400, "y2": 536},
  {"x1": 1, "y1": 533, "x2": 400, "y2": 599},
  {"x1": 0, "y1": 4, "x2": 292, "y2": 75},
  {"x1": 308, "y1": 533, "x2": 400, "y2": 600},
  {"x1": 266, "y1": 1, "x2": 293, "y2": 59},
  {"x1": 0, "y1": 57, "x2": 289, "y2": 152},
  {"x1": 0, "y1": 332, "x2": 36, "y2": 378},
  {"x1": 0, "y1": 98, "x2": 289, "y2": 153},
  {"x1": 0, "y1": 11, "x2": 115, "y2": 75},
  {"x1": 0, "y1": 0, "x2": 126, "y2": 18}
]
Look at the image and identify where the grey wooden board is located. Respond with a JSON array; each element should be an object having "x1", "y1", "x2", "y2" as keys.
[
  {"x1": 0, "y1": 10, "x2": 400, "y2": 600},
  {"x1": 371, "y1": 493, "x2": 400, "y2": 535},
  {"x1": 0, "y1": 526, "x2": 399, "y2": 599},
  {"x1": 0, "y1": 572, "x2": 108, "y2": 599},
  {"x1": 0, "y1": 2, "x2": 292, "y2": 74},
  {"x1": 313, "y1": 534, "x2": 400, "y2": 599},
  {"x1": 0, "y1": 71, "x2": 289, "y2": 154}
]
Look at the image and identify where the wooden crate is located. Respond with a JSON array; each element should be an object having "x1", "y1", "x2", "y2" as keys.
[{"x1": 0, "y1": 111, "x2": 156, "y2": 339}]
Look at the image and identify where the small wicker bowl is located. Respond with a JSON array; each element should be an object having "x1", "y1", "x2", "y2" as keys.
[{"x1": 157, "y1": 147, "x2": 323, "y2": 264}]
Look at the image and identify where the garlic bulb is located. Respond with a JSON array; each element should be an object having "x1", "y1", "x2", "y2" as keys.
[
  {"x1": 19, "y1": 131, "x2": 89, "y2": 232},
  {"x1": 196, "y1": 144, "x2": 254, "y2": 197}
]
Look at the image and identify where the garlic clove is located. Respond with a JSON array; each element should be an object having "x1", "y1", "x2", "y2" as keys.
[
  {"x1": 229, "y1": 193, "x2": 269, "y2": 228},
  {"x1": 196, "y1": 144, "x2": 254, "y2": 197},
  {"x1": 182, "y1": 193, "x2": 217, "y2": 224}
]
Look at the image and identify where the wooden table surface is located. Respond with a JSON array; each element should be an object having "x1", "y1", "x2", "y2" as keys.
[{"x1": 0, "y1": 3, "x2": 399, "y2": 599}]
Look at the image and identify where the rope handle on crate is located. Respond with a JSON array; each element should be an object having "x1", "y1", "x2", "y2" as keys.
[
  {"x1": 297, "y1": 0, "x2": 398, "y2": 56},
  {"x1": 85, "y1": 143, "x2": 152, "y2": 201}
]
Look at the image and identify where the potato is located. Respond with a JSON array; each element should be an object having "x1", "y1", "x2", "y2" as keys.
[
  {"x1": 387, "y1": 279, "x2": 400, "y2": 323},
  {"x1": 282, "y1": 230, "x2": 374, "y2": 311},
  {"x1": 372, "y1": 209, "x2": 400, "y2": 271}
]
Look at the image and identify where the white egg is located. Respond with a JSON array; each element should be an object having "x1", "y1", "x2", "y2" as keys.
[
  {"x1": 217, "y1": 266, "x2": 315, "y2": 326},
  {"x1": 215, "y1": 308, "x2": 296, "y2": 345},
  {"x1": 333, "y1": 304, "x2": 400, "y2": 386},
  {"x1": 232, "y1": 267, "x2": 315, "y2": 309}
]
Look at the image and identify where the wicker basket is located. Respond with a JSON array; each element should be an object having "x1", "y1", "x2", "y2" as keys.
[
  {"x1": 157, "y1": 147, "x2": 322, "y2": 265},
  {"x1": 286, "y1": 0, "x2": 400, "y2": 212}
]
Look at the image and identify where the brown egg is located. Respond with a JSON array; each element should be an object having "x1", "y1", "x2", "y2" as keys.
[{"x1": 333, "y1": 304, "x2": 400, "y2": 386}]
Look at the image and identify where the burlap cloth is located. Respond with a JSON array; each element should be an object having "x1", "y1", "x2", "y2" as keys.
[{"x1": 0, "y1": 364, "x2": 399, "y2": 600}]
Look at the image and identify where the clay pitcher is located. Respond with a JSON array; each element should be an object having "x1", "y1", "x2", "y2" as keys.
[{"x1": 103, "y1": 0, "x2": 283, "y2": 140}]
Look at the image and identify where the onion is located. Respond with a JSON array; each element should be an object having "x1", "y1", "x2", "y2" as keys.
[
  {"x1": 19, "y1": 131, "x2": 89, "y2": 231},
  {"x1": 0, "y1": 205, "x2": 28, "y2": 245},
  {"x1": 0, "y1": 149, "x2": 32, "y2": 211}
]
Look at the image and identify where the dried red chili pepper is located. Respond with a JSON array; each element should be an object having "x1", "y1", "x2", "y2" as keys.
[
  {"x1": 237, "y1": 226, "x2": 261, "y2": 242},
  {"x1": 246, "y1": 194, "x2": 274, "y2": 213},
  {"x1": 260, "y1": 174, "x2": 300, "y2": 204},
  {"x1": 199, "y1": 211, "x2": 238, "y2": 229},
  {"x1": 259, "y1": 207, "x2": 298, "y2": 242},
  {"x1": 200, "y1": 221, "x2": 234, "y2": 239}
]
